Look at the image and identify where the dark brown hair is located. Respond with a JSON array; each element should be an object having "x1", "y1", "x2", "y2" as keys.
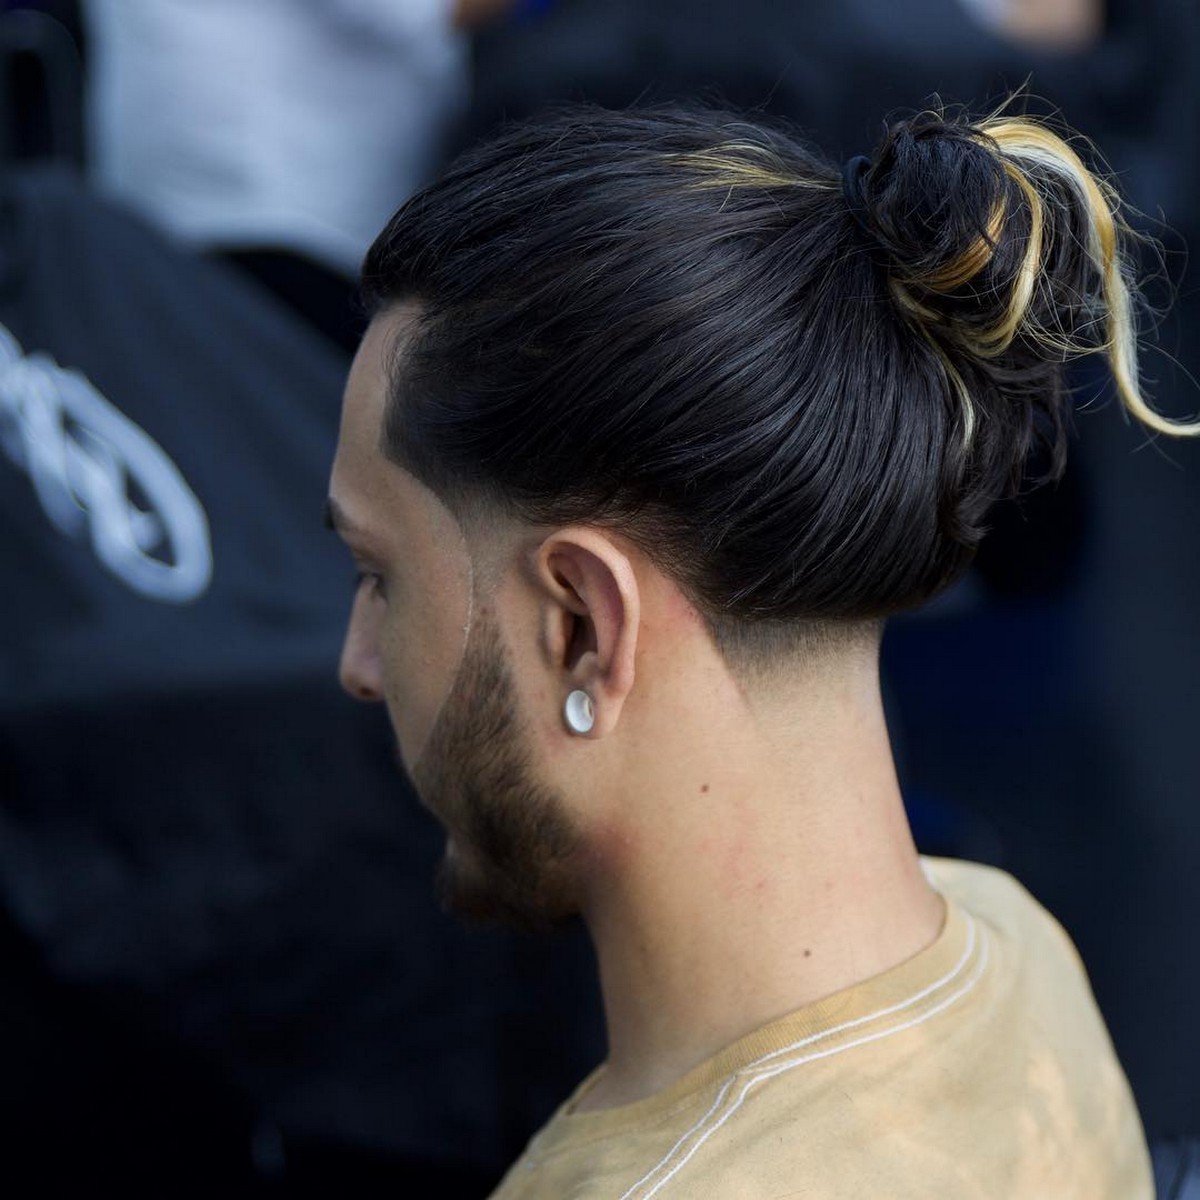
[{"x1": 360, "y1": 103, "x2": 1195, "y2": 661}]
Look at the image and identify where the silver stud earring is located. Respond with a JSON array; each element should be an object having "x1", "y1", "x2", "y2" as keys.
[{"x1": 564, "y1": 689, "x2": 595, "y2": 735}]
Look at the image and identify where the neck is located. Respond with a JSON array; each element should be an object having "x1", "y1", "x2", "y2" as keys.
[{"x1": 573, "y1": 661, "x2": 944, "y2": 1111}]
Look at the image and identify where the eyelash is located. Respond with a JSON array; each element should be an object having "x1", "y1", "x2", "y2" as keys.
[{"x1": 354, "y1": 570, "x2": 385, "y2": 599}]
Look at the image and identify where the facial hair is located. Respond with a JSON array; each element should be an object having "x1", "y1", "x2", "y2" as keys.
[{"x1": 411, "y1": 610, "x2": 581, "y2": 931}]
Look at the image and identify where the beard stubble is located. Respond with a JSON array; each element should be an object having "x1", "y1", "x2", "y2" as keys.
[{"x1": 411, "y1": 611, "x2": 581, "y2": 931}]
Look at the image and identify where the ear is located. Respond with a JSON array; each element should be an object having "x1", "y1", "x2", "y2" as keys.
[{"x1": 532, "y1": 528, "x2": 640, "y2": 737}]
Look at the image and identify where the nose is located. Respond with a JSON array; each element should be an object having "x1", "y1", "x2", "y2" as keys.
[{"x1": 338, "y1": 590, "x2": 385, "y2": 703}]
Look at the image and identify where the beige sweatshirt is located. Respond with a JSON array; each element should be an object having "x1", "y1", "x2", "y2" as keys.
[{"x1": 490, "y1": 857, "x2": 1152, "y2": 1199}]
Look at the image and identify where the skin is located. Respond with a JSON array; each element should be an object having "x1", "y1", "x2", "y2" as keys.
[
  {"x1": 967, "y1": 0, "x2": 1101, "y2": 49},
  {"x1": 451, "y1": 0, "x2": 517, "y2": 30},
  {"x1": 329, "y1": 308, "x2": 946, "y2": 1113}
]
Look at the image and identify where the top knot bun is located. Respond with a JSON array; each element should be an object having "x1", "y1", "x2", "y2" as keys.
[
  {"x1": 860, "y1": 112, "x2": 1010, "y2": 307},
  {"x1": 853, "y1": 106, "x2": 1195, "y2": 441}
]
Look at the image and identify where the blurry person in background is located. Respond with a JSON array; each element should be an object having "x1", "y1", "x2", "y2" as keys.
[
  {"x1": 328, "y1": 102, "x2": 1197, "y2": 1197},
  {"x1": 956, "y1": 0, "x2": 1100, "y2": 50},
  {"x1": 82, "y1": 0, "x2": 516, "y2": 351}
]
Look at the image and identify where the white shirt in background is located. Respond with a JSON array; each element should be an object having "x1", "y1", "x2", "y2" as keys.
[{"x1": 84, "y1": 0, "x2": 467, "y2": 276}]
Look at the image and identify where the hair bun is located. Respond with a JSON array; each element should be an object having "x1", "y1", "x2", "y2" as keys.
[
  {"x1": 859, "y1": 111, "x2": 1031, "y2": 351},
  {"x1": 862, "y1": 113, "x2": 1007, "y2": 286},
  {"x1": 852, "y1": 104, "x2": 1197, "y2": 441}
]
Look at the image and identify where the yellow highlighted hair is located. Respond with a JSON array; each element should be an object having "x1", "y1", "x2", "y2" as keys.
[{"x1": 676, "y1": 110, "x2": 1199, "y2": 443}]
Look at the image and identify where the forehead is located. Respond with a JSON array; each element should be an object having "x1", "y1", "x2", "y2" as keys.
[{"x1": 333, "y1": 310, "x2": 401, "y2": 486}]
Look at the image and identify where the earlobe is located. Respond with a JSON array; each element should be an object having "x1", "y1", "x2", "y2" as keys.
[{"x1": 534, "y1": 528, "x2": 641, "y2": 736}]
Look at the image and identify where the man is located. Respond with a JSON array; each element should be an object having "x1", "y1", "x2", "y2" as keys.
[{"x1": 327, "y1": 104, "x2": 1158, "y2": 1196}]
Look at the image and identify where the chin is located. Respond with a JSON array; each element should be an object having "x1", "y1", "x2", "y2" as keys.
[{"x1": 433, "y1": 839, "x2": 578, "y2": 933}]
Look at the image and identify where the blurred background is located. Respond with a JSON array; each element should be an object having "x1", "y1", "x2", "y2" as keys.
[{"x1": 1, "y1": 0, "x2": 1197, "y2": 1194}]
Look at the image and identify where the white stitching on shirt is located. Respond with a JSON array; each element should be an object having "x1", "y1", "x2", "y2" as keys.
[{"x1": 621, "y1": 915, "x2": 989, "y2": 1200}]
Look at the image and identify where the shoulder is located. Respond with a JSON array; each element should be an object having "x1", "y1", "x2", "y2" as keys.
[
  {"x1": 690, "y1": 858, "x2": 1154, "y2": 1198},
  {"x1": 920, "y1": 855, "x2": 1090, "y2": 992}
]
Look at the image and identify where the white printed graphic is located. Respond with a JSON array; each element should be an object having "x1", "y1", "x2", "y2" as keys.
[{"x1": 0, "y1": 323, "x2": 212, "y2": 602}]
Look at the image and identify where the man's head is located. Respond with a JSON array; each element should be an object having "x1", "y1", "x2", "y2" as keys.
[{"x1": 329, "y1": 103, "x2": 1149, "y2": 925}]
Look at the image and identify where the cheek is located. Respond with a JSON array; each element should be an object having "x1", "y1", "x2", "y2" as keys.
[{"x1": 380, "y1": 555, "x2": 474, "y2": 772}]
